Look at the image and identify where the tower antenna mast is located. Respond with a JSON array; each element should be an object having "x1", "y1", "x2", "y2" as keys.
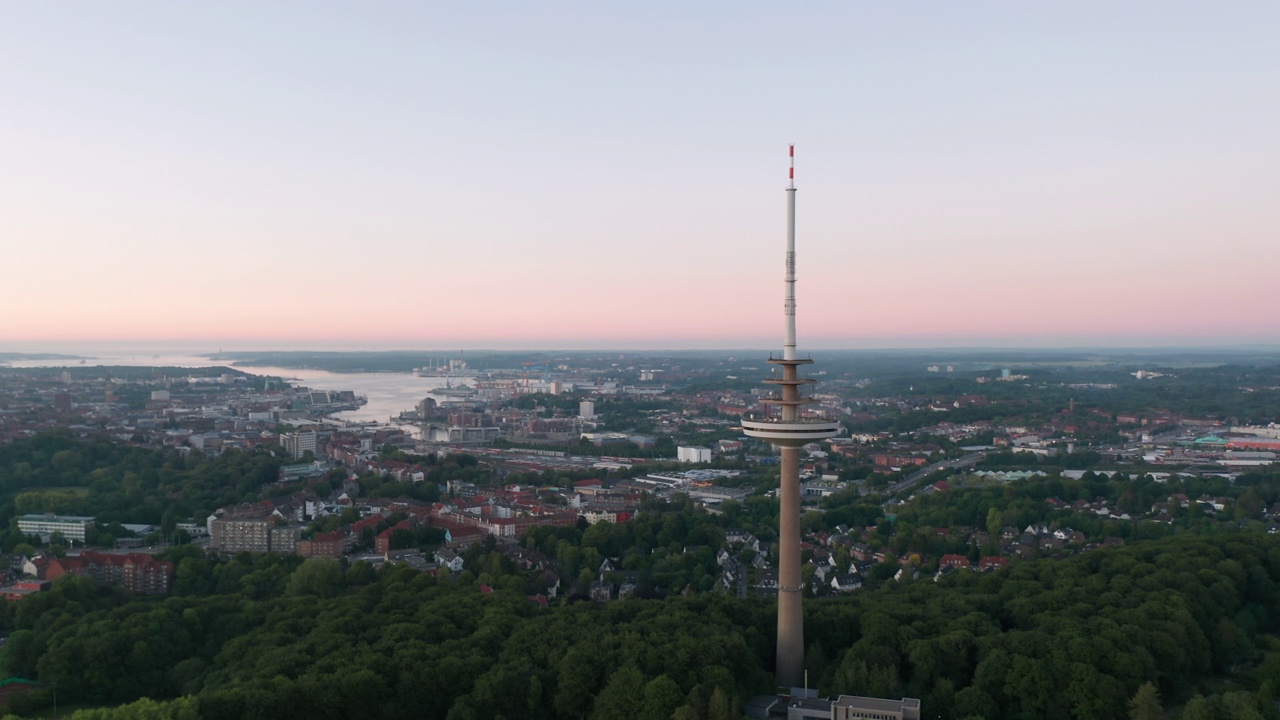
[{"x1": 784, "y1": 144, "x2": 797, "y2": 362}]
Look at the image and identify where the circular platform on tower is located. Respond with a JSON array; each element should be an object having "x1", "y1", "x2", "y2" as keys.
[{"x1": 741, "y1": 417, "x2": 841, "y2": 447}]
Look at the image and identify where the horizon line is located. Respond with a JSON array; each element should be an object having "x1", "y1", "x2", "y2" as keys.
[{"x1": 6, "y1": 343, "x2": 1280, "y2": 356}]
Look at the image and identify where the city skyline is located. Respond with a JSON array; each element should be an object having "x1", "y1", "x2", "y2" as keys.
[{"x1": 3, "y1": 2, "x2": 1277, "y2": 349}]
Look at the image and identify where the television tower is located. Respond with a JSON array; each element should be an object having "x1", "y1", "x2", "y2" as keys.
[{"x1": 741, "y1": 145, "x2": 841, "y2": 690}]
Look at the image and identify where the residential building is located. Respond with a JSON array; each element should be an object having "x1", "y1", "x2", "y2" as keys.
[
  {"x1": 434, "y1": 548, "x2": 464, "y2": 572},
  {"x1": 209, "y1": 517, "x2": 297, "y2": 554},
  {"x1": 270, "y1": 526, "x2": 300, "y2": 554},
  {"x1": 589, "y1": 581, "x2": 614, "y2": 602},
  {"x1": 209, "y1": 517, "x2": 270, "y2": 552},
  {"x1": 46, "y1": 551, "x2": 173, "y2": 595},
  {"x1": 280, "y1": 430, "x2": 318, "y2": 460}
]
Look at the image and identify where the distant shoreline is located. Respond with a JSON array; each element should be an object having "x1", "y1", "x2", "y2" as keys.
[{"x1": 0, "y1": 352, "x2": 87, "y2": 361}]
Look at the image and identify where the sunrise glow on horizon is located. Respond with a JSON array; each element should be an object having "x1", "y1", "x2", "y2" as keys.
[{"x1": 2, "y1": 2, "x2": 1277, "y2": 352}]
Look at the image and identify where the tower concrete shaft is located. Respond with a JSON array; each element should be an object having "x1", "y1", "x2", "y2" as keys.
[
  {"x1": 776, "y1": 359, "x2": 804, "y2": 689},
  {"x1": 764, "y1": 355, "x2": 815, "y2": 689}
]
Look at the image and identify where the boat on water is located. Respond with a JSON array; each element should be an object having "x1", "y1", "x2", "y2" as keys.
[{"x1": 429, "y1": 380, "x2": 476, "y2": 399}]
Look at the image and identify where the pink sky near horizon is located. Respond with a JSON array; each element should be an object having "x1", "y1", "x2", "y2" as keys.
[{"x1": 2, "y1": 2, "x2": 1277, "y2": 350}]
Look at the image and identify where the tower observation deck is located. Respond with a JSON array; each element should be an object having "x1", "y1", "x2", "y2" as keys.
[
  {"x1": 740, "y1": 356, "x2": 840, "y2": 446},
  {"x1": 741, "y1": 146, "x2": 841, "y2": 691},
  {"x1": 739, "y1": 415, "x2": 840, "y2": 444}
]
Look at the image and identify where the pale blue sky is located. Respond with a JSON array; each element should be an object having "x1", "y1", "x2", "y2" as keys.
[{"x1": 2, "y1": 2, "x2": 1277, "y2": 349}]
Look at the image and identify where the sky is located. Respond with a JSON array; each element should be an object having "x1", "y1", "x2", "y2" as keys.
[{"x1": 1, "y1": 2, "x2": 1277, "y2": 352}]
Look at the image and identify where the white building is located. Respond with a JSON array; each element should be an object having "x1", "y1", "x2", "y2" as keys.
[
  {"x1": 434, "y1": 549, "x2": 464, "y2": 572},
  {"x1": 777, "y1": 693, "x2": 921, "y2": 720},
  {"x1": 18, "y1": 514, "x2": 96, "y2": 542},
  {"x1": 280, "y1": 431, "x2": 318, "y2": 460},
  {"x1": 581, "y1": 510, "x2": 618, "y2": 525},
  {"x1": 579, "y1": 401, "x2": 596, "y2": 419},
  {"x1": 677, "y1": 446, "x2": 712, "y2": 463}
]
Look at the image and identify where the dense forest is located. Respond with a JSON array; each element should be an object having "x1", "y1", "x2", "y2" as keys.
[
  {"x1": 1, "y1": 533, "x2": 1278, "y2": 719},
  {"x1": 1, "y1": 434, "x2": 1279, "y2": 719}
]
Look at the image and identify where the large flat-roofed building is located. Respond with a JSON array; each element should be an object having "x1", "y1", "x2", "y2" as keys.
[
  {"x1": 209, "y1": 518, "x2": 271, "y2": 552},
  {"x1": 270, "y1": 526, "x2": 300, "y2": 554},
  {"x1": 832, "y1": 696, "x2": 921, "y2": 720},
  {"x1": 18, "y1": 514, "x2": 95, "y2": 542},
  {"x1": 781, "y1": 695, "x2": 921, "y2": 720},
  {"x1": 209, "y1": 517, "x2": 300, "y2": 554},
  {"x1": 677, "y1": 446, "x2": 712, "y2": 463},
  {"x1": 280, "y1": 431, "x2": 318, "y2": 460}
]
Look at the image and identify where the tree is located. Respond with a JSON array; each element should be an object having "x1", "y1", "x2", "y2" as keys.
[
  {"x1": 346, "y1": 560, "x2": 377, "y2": 586},
  {"x1": 707, "y1": 687, "x2": 734, "y2": 720},
  {"x1": 161, "y1": 509, "x2": 177, "y2": 537},
  {"x1": 286, "y1": 557, "x2": 343, "y2": 597},
  {"x1": 445, "y1": 697, "x2": 480, "y2": 720},
  {"x1": 591, "y1": 665, "x2": 645, "y2": 720},
  {"x1": 1221, "y1": 692, "x2": 1264, "y2": 720},
  {"x1": 1235, "y1": 487, "x2": 1264, "y2": 520},
  {"x1": 527, "y1": 676, "x2": 546, "y2": 719},
  {"x1": 986, "y1": 507, "x2": 1003, "y2": 535},
  {"x1": 639, "y1": 675, "x2": 684, "y2": 720},
  {"x1": 1129, "y1": 682, "x2": 1164, "y2": 720},
  {"x1": 69, "y1": 696, "x2": 201, "y2": 720},
  {"x1": 1182, "y1": 695, "x2": 1215, "y2": 720},
  {"x1": 555, "y1": 648, "x2": 601, "y2": 720}
]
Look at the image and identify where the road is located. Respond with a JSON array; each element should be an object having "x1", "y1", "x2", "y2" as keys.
[{"x1": 887, "y1": 452, "x2": 987, "y2": 496}]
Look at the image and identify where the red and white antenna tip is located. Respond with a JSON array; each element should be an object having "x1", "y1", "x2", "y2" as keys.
[{"x1": 788, "y1": 145, "x2": 795, "y2": 187}]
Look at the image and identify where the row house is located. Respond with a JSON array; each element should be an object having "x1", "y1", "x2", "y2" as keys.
[
  {"x1": 367, "y1": 460, "x2": 429, "y2": 483},
  {"x1": 872, "y1": 454, "x2": 928, "y2": 469},
  {"x1": 47, "y1": 551, "x2": 173, "y2": 595}
]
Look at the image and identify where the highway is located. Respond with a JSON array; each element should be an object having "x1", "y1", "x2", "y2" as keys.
[{"x1": 887, "y1": 451, "x2": 987, "y2": 496}]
